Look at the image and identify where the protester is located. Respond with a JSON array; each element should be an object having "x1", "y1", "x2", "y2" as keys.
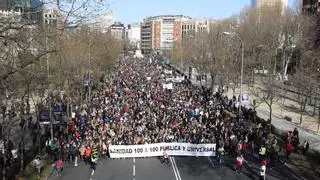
[
  {"x1": 259, "y1": 144, "x2": 267, "y2": 161},
  {"x1": 259, "y1": 160, "x2": 267, "y2": 180},
  {"x1": 278, "y1": 146, "x2": 286, "y2": 164},
  {"x1": 48, "y1": 162, "x2": 58, "y2": 177},
  {"x1": 90, "y1": 145, "x2": 98, "y2": 175},
  {"x1": 56, "y1": 158, "x2": 64, "y2": 176},
  {"x1": 302, "y1": 140, "x2": 309, "y2": 156},
  {"x1": 286, "y1": 141, "x2": 293, "y2": 159},
  {"x1": 236, "y1": 154, "x2": 246, "y2": 174},
  {"x1": 161, "y1": 147, "x2": 170, "y2": 166},
  {"x1": 32, "y1": 156, "x2": 43, "y2": 178}
]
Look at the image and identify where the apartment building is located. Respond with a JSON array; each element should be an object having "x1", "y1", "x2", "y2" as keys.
[
  {"x1": 140, "y1": 21, "x2": 152, "y2": 54},
  {"x1": 181, "y1": 20, "x2": 212, "y2": 39},
  {"x1": 140, "y1": 15, "x2": 191, "y2": 54},
  {"x1": 127, "y1": 23, "x2": 141, "y2": 47},
  {"x1": 251, "y1": 0, "x2": 288, "y2": 7},
  {"x1": 110, "y1": 21, "x2": 126, "y2": 40},
  {"x1": 251, "y1": 0, "x2": 288, "y2": 15},
  {"x1": 302, "y1": 0, "x2": 320, "y2": 15},
  {"x1": 43, "y1": 8, "x2": 63, "y2": 28},
  {"x1": 0, "y1": 0, "x2": 43, "y2": 22}
]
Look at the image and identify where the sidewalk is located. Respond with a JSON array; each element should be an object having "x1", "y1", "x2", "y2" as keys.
[{"x1": 226, "y1": 88, "x2": 320, "y2": 156}]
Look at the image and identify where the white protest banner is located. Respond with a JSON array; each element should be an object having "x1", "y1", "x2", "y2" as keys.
[
  {"x1": 162, "y1": 83, "x2": 173, "y2": 90},
  {"x1": 108, "y1": 143, "x2": 216, "y2": 158},
  {"x1": 242, "y1": 94, "x2": 249, "y2": 103},
  {"x1": 164, "y1": 69, "x2": 173, "y2": 74},
  {"x1": 165, "y1": 77, "x2": 174, "y2": 82},
  {"x1": 71, "y1": 112, "x2": 76, "y2": 119},
  {"x1": 173, "y1": 76, "x2": 185, "y2": 83}
]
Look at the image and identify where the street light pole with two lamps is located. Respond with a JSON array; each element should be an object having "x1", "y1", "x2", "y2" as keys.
[{"x1": 223, "y1": 32, "x2": 244, "y2": 117}]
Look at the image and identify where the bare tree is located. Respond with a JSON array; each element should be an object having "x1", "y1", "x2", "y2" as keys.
[
  {"x1": 235, "y1": 4, "x2": 284, "y2": 130},
  {"x1": 0, "y1": 1, "x2": 113, "y2": 178}
]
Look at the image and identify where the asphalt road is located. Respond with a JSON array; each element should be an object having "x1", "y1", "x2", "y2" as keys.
[{"x1": 48, "y1": 155, "x2": 303, "y2": 180}]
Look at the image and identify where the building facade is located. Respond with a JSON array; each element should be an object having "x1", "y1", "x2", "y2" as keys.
[
  {"x1": 110, "y1": 21, "x2": 126, "y2": 40},
  {"x1": 127, "y1": 23, "x2": 141, "y2": 47},
  {"x1": 0, "y1": 0, "x2": 43, "y2": 21},
  {"x1": 251, "y1": 0, "x2": 288, "y2": 14},
  {"x1": 181, "y1": 19, "x2": 212, "y2": 39},
  {"x1": 43, "y1": 8, "x2": 63, "y2": 28},
  {"x1": 0, "y1": 0, "x2": 9, "y2": 10},
  {"x1": 140, "y1": 21, "x2": 152, "y2": 54},
  {"x1": 302, "y1": 0, "x2": 320, "y2": 15},
  {"x1": 140, "y1": 15, "x2": 191, "y2": 54}
]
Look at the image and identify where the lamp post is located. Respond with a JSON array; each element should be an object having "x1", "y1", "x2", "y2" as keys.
[
  {"x1": 180, "y1": 35, "x2": 183, "y2": 68},
  {"x1": 88, "y1": 36, "x2": 92, "y2": 102},
  {"x1": 223, "y1": 32, "x2": 244, "y2": 117}
]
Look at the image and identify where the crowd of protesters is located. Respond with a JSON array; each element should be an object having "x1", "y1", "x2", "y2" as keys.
[
  {"x1": 1, "y1": 55, "x2": 310, "y2": 179},
  {"x1": 44, "y1": 56, "x2": 305, "y2": 178}
]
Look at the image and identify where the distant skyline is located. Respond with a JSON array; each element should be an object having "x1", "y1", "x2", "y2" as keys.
[{"x1": 109, "y1": 0, "x2": 296, "y2": 24}]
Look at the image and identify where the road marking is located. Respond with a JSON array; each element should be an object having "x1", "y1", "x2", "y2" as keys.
[
  {"x1": 172, "y1": 157, "x2": 182, "y2": 180},
  {"x1": 170, "y1": 157, "x2": 179, "y2": 180},
  {"x1": 207, "y1": 157, "x2": 215, "y2": 168},
  {"x1": 171, "y1": 157, "x2": 182, "y2": 180},
  {"x1": 133, "y1": 158, "x2": 136, "y2": 180}
]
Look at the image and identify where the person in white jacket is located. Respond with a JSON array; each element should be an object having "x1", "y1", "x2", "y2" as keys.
[{"x1": 260, "y1": 161, "x2": 266, "y2": 180}]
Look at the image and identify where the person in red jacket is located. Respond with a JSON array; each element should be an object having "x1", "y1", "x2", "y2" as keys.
[
  {"x1": 236, "y1": 154, "x2": 246, "y2": 174},
  {"x1": 286, "y1": 141, "x2": 293, "y2": 159},
  {"x1": 85, "y1": 145, "x2": 91, "y2": 164},
  {"x1": 56, "y1": 158, "x2": 64, "y2": 176}
]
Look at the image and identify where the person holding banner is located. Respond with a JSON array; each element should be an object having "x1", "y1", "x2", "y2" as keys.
[{"x1": 161, "y1": 147, "x2": 170, "y2": 166}]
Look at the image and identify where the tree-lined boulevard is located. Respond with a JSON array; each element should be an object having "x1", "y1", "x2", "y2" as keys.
[{"x1": 0, "y1": 1, "x2": 320, "y2": 180}]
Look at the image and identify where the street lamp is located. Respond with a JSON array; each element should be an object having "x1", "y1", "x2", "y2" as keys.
[{"x1": 223, "y1": 31, "x2": 244, "y2": 117}]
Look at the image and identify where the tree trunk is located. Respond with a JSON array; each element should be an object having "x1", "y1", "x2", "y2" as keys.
[
  {"x1": 300, "y1": 96, "x2": 308, "y2": 125},
  {"x1": 232, "y1": 87, "x2": 236, "y2": 97},
  {"x1": 2, "y1": 140, "x2": 6, "y2": 180},
  {"x1": 20, "y1": 135, "x2": 24, "y2": 173},
  {"x1": 268, "y1": 102, "x2": 273, "y2": 133},
  {"x1": 210, "y1": 74, "x2": 215, "y2": 92},
  {"x1": 299, "y1": 110, "x2": 303, "y2": 125},
  {"x1": 2, "y1": 113, "x2": 5, "y2": 180},
  {"x1": 283, "y1": 49, "x2": 293, "y2": 78},
  {"x1": 251, "y1": 69, "x2": 255, "y2": 87},
  {"x1": 313, "y1": 94, "x2": 317, "y2": 116},
  {"x1": 317, "y1": 106, "x2": 320, "y2": 133},
  {"x1": 37, "y1": 108, "x2": 41, "y2": 156},
  {"x1": 20, "y1": 95, "x2": 25, "y2": 173}
]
